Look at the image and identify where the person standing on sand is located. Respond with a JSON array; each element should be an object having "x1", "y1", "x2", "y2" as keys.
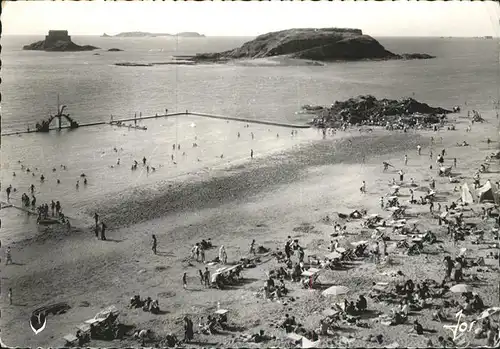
[
  {"x1": 200, "y1": 246, "x2": 205, "y2": 263},
  {"x1": 250, "y1": 149, "x2": 254, "y2": 159},
  {"x1": 249, "y1": 239, "x2": 256, "y2": 255},
  {"x1": 6, "y1": 185, "x2": 12, "y2": 200},
  {"x1": 417, "y1": 145, "x2": 422, "y2": 155},
  {"x1": 184, "y1": 316, "x2": 194, "y2": 343},
  {"x1": 152, "y1": 235, "x2": 157, "y2": 255},
  {"x1": 380, "y1": 197, "x2": 384, "y2": 209},
  {"x1": 100, "y1": 222, "x2": 107, "y2": 241},
  {"x1": 94, "y1": 212, "x2": 99, "y2": 229},
  {"x1": 143, "y1": 156, "x2": 147, "y2": 165},
  {"x1": 51, "y1": 200, "x2": 55, "y2": 216},
  {"x1": 183, "y1": 272, "x2": 187, "y2": 289},
  {"x1": 198, "y1": 269, "x2": 204, "y2": 285},
  {"x1": 8, "y1": 288, "x2": 12, "y2": 305},
  {"x1": 5, "y1": 247, "x2": 12, "y2": 265},
  {"x1": 203, "y1": 268, "x2": 210, "y2": 287},
  {"x1": 454, "y1": 158, "x2": 457, "y2": 168},
  {"x1": 398, "y1": 170, "x2": 404, "y2": 182},
  {"x1": 360, "y1": 181, "x2": 366, "y2": 194},
  {"x1": 404, "y1": 155, "x2": 408, "y2": 166}
]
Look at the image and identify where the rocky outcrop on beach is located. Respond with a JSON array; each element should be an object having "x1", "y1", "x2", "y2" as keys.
[
  {"x1": 306, "y1": 95, "x2": 453, "y2": 128},
  {"x1": 23, "y1": 30, "x2": 99, "y2": 52},
  {"x1": 192, "y1": 28, "x2": 435, "y2": 63}
]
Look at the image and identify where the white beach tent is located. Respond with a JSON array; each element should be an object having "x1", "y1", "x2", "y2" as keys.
[
  {"x1": 461, "y1": 183, "x2": 475, "y2": 205},
  {"x1": 476, "y1": 180, "x2": 499, "y2": 204}
]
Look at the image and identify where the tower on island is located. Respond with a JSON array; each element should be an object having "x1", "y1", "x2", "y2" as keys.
[{"x1": 45, "y1": 30, "x2": 71, "y2": 45}]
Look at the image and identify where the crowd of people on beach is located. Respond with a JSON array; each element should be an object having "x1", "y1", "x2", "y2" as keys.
[{"x1": 2, "y1": 106, "x2": 500, "y2": 348}]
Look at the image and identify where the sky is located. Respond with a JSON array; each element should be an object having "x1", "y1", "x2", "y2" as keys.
[{"x1": 2, "y1": 0, "x2": 499, "y2": 37}]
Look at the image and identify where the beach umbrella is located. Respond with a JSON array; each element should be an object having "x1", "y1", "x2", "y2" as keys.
[
  {"x1": 477, "y1": 307, "x2": 500, "y2": 320},
  {"x1": 322, "y1": 285, "x2": 349, "y2": 296},
  {"x1": 351, "y1": 240, "x2": 369, "y2": 246},
  {"x1": 322, "y1": 308, "x2": 339, "y2": 316},
  {"x1": 326, "y1": 251, "x2": 342, "y2": 260},
  {"x1": 450, "y1": 284, "x2": 473, "y2": 293}
]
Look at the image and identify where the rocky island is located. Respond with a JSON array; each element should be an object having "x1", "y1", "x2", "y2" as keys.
[
  {"x1": 23, "y1": 30, "x2": 99, "y2": 52},
  {"x1": 112, "y1": 31, "x2": 205, "y2": 38},
  {"x1": 192, "y1": 28, "x2": 435, "y2": 63},
  {"x1": 305, "y1": 95, "x2": 455, "y2": 130}
]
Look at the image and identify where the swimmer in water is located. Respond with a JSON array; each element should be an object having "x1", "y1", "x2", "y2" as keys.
[
  {"x1": 182, "y1": 152, "x2": 186, "y2": 156},
  {"x1": 40, "y1": 175, "x2": 45, "y2": 182},
  {"x1": 251, "y1": 132, "x2": 254, "y2": 140},
  {"x1": 143, "y1": 156, "x2": 147, "y2": 165},
  {"x1": 117, "y1": 158, "x2": 120, "y2": 165},
  {"x1": 52, "y1": 168, "x2": 56, "y2": 172},
  {"x1": 84, "y1": 178, "x2": 88, "y2": 185},
  {"x1": 171, "y1": 154, "x2": 174, "y2": 161},
  {"x1": 220, "y1": 154, "x2": 224, "y2": 159},
  {"x1": 57, "y1": 179, "x2": 60, "y2": 184},
  {"x1": 30, "y1": 184, "x2": 35, "y2": 193},
  {"x1": 277, "y1": 133, "x2": 279, "y2": 138},
  {"x1": 13, "y1": 172, "x2": 16, "y2": 177},
  {"x1": 147, "y1": 166, "x2": 150, "y2": 173},
  {"x1": 237, "y1": 132, "x2": 240, "y2": 138},
  {"x1": 76, "y1": 180, "x2": 79, "y2": 189}
]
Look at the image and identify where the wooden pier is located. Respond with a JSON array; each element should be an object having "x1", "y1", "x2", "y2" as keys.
[{"x1": 1, "y1": 111, "x2": 310, "y2": 137}]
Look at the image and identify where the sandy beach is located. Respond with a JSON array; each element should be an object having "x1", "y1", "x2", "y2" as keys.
[{"x1": 1, "y1": 106, "x2": 499, "y2": 348}]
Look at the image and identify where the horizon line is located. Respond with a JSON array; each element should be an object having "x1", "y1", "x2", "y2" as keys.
[{"x1": 2, "y1": 34, "x2": 498, "y2": 38}]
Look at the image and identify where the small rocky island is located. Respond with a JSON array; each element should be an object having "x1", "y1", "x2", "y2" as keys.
[
  {"x1": 305, "y1": 95, "x2": 455, "y2": 130},
  {"x1": 23, "y1": 30, "x2": 99, "y2": 52},
  {"x1": 108, "y1": 48, "x2": 123, "y2": 52},
  {"x1": 112, "y1": 31, "x2": 205, "y2": 38},
  {"x1": 192, "y1": 28, "x2": 435, "y2": 63}
]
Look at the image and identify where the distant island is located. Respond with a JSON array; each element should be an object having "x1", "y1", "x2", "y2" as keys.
[
  {"x1": 101, "y1": 33, "x2": 111, "y2": 38},
  {"x1": 108, "y1": 31, "x2": 205, "y2": 38},
  {"x1": 191, "y1": 28, "x2": 435, "y2": 63},
  {"x1": 108, "y1": 48, "x2": 123, "y2": 52},
  {"x1": 23, "y1": 30, "x2": 99, "y2": 52}
]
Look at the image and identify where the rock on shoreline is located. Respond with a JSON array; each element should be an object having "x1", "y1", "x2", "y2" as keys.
[
  {"x1": 307, "y1": 95, "x2": 453, "y2": 128},
  {"x1": 192, "y1": 28, "x2": 435, "y2": 63}
]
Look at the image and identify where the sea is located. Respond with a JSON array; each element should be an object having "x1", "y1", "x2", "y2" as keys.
[{"x1": 1, "y1": 35, "x2": 499, "y2": 243}]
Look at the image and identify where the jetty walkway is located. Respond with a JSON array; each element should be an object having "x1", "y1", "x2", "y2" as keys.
[{"x1": 1, "y1": 111, "x2": 310, "y2": 137}]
